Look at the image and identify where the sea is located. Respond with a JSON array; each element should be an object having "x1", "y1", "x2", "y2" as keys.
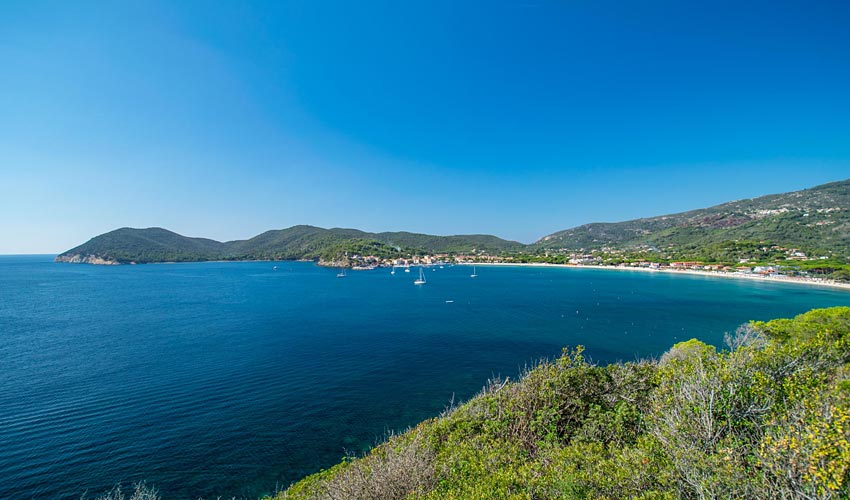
[{"x1": 1, "y1": 255, "x2": 848, "y2": 499}]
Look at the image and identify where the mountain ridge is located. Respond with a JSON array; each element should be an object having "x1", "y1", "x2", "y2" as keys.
[
  {"x1": 55, "y1": 225, "x2": 524, "y2": 265},
  {"x1": 533, "y1": 178, "x2": 850, "y2": 255},
  {"x1": 56, "y1": 178, "x2": 850, "y2": 265}
]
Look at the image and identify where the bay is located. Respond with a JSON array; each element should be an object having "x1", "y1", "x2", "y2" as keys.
[{"x1": 1, "y1": 255, "x2": 848, "y2": 499}]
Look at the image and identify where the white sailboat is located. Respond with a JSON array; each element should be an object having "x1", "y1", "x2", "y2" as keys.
[
  {"x1": 336, "y1": 268, "x2": 347, "y2": 278},
  {"x1": 390, "y1": 266, "x2": 396, "y2": 275},
  {"x1": 470, "y1": 265, "x2": 478, "y2": 278},
  {"x1": 414, "y1": 267, "x2": 426, "y2": 285}
]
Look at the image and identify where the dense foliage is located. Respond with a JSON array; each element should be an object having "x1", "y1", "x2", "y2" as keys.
[
  {"x1": 317, "y1": 238, "x2": 411, "y2": 264},
  {"x1": 272, "y1": 307, "x2": 850, "y2": 500},
  {"x1": 54, "y1": 227, "x2": 226, "y2": 263},
  {"x1": 369, "y1": 231, "x2": 525, "y2": 254}
]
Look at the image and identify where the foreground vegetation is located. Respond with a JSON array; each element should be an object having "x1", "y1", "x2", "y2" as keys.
[
  {"x1": 268, "y1": 307, "x2": 850, "y2": 500},
  {"x1": 89, "y1": 308, "x2": 850, "y2": 499}
]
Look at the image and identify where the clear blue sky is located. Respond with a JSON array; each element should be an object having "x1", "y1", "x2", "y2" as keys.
[{"x1": 2, "y1": 1, "x2": 849, "y2": 253}]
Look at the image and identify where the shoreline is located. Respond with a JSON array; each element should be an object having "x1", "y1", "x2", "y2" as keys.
[
  {"x1": 465, "y1": 262, "x2": 850, "y2": 292},
  {"x1": 51, "y1": 256, "x2": 850, "y2": 292}
]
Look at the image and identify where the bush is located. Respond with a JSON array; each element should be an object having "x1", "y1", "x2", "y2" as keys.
[
  {"x1": 86, "y1": 483, "x2": 159, "y2": 500},
  {"x1": 272, "y1": 307, "x2": 850, "y2": 500}
]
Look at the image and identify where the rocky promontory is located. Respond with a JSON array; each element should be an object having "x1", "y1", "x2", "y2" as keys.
[{"x1": 54, "y1": 254, "x2": 121, "y2": 265}]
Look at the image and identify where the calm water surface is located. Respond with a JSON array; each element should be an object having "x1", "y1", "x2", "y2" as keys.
[{"x1": 1, "y1": 255, "x2": 848, "y2": 499}]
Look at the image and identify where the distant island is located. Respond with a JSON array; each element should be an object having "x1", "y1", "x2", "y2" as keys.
[{"x1": 56, "y1": 178, "x2": 850, "y2": 281}]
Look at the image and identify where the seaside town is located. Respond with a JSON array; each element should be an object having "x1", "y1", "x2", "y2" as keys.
[{"x1": 329, "y1": 244, "x2": 849, "y2": 288}]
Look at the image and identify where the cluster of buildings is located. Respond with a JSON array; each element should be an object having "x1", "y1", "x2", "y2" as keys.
[
  {"x1": 342, "y1": 250, "x2": 514, "y2": 269},
  {"x1": 338, "y1": 245, "x2": 837, "y2": 281},
  {"x1": 343, "y1": 253, "x2": 452, "y2": 270},
  {"x1": 566, "y1": 257, "x2": 800, "y2": 276}
]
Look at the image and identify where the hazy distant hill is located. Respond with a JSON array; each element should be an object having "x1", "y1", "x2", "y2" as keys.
[
  {"x1": 55, "y1": 226, "x2": 523, "y2": 264},
  {"x1": 534, "y1": 178, "x2": 850, "y2": 256}
]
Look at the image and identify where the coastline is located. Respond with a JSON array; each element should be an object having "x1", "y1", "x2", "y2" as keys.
[
  {"x1": 51, "y1": 255, "x2": 850, "y2": 292},
  {"x1": 466, "y1": 262, "x2": 850, "y2": 292}
]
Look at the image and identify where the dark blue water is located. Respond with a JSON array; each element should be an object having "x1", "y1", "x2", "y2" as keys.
[{"x1": 1, "y1": 255, "x2": 848, "y2": 499}]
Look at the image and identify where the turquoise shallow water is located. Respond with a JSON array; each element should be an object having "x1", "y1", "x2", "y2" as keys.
[{"x1": 1, "y1": 255, "x2": 848, "y2": 499}]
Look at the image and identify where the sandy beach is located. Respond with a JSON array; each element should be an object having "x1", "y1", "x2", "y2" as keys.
[{"x1": 466, "y1": 262, "x2": 850, "y2": 292}]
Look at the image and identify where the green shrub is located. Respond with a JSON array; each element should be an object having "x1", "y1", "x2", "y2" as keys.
[{"x1": 271, "y1": 307, "x2": 850, "y2": 500}]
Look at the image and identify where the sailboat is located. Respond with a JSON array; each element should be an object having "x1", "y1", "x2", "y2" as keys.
[
  {"x1": 470, "y1": 265, "x2": 478, "y2": 278},
  {"x1": 336, "y1": 268, "x2": 347, "y2": 278},
  {"x1": 390, "y1": 266, "x2": 396, "y2": 275},
  {"x1": 404, "y1": 264, "x2": 411, "y2": 273},
  {"x1": 414, "y1": 267, "x2": 426, "y2": 285}
]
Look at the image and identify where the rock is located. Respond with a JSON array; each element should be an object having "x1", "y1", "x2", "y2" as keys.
[{"x1": 54, "y1": 254, "x2": 120, "y2": 265}]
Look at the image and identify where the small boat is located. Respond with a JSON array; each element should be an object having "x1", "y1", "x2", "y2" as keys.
[
  {"x1": 336, "y1": 268, "x2": 347, "y2": 278},
  {"x1": 414, "y1": 267, "x2": 426, "y2": 285},
  {"x1": 404, "y1": 267, "x2": 411, "y2": 273},
  {"x1": 445, "y1": 300, "x2": 454, "y2": 303},
  {"x1": 470, "y1": 265, "x2": 478, "y2": 278},
  {"x1": 273, "y1": 265, "x2": 278, "y2": 271}
]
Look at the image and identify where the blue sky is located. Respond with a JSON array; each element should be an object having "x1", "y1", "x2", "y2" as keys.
[{"x1": 1, "y1": 1, "x2": 849, "y2": 253}]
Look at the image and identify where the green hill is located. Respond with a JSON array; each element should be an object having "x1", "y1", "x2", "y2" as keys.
[
  {"x1": 371, "y1": 231, "x2": 524, "y2": 254},
  {"x1": 55, "y1": 226, "x2": 523, "y2": 264},
  {"x1": 223, "y1": 226, "x2": 356, "y2": 261},
  {"x1": 264, "y1": 307, "x2": 850, "y2": 500},
  {"x1": 56, "y1": 178, "x2": 850, "y2": 266},
  {"x1": 535, "y1": 178, "x2": 850, "y2": 257},
  {"x1": 53, "y1": 227, "x2": 227, "y2": 264}
]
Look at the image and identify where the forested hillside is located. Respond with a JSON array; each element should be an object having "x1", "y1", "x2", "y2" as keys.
[
  {"x1": 56, "y1": 179, "x2": 849, "y2": 267},
  {"x1": 55, "y1": 226, "x2": 522, "y2": 264},
  {"x1": 536, "y1": 178, "x2": 850, "y2": 257}
]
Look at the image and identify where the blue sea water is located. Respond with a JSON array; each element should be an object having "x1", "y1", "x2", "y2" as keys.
[{"x1": 1, "y1": 255, "x2": 848, "y2": 499}]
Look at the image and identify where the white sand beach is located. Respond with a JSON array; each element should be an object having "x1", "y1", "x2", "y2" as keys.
[{"x1": 465, "y1": 262, "x2": 850, "y2": 292}]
